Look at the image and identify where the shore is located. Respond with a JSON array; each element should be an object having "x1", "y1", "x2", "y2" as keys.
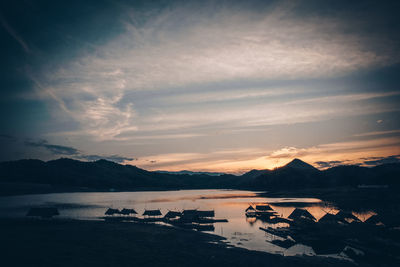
[{"x1": 0, "y1": 218, "x2": 352, "y2": 267}]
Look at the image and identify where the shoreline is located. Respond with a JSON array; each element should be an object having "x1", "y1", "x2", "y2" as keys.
[{"x1": 0, "y1": 218, "x2": 352, "y2": 267}]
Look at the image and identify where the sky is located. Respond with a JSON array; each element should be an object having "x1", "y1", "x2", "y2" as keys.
[{"x1": 1, "y1": 0, "x2": 400, "y2": 173}]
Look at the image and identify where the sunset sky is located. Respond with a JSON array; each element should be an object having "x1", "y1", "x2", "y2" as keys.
[{"x1": 1, "y1": 0, "x2": 399, "y2": 173}]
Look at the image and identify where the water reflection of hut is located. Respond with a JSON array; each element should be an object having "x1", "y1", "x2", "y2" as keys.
[
  {"x1": 105, "y1": 208, "x2": 120, "y2": 216},
  {"x1": 143, "y1": 209, "x2": 162, "y2": 217},
  {"x1": 27, "y1": 207, "x2": 59, "y2": 218},
  {"x1": 120, "y1": 208, "x2": 137, "y2": 216},
  {"x1": 288, "y1": 208, "x2": 316, "y2": 221}
]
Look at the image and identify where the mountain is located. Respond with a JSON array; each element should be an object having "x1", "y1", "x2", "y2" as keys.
[
  {"x1": 0, "y1": 158, "x2": 399, "y2": 195},
  {"x1": 280, "y1": 158, "x2": 318, "y2": 171},
  {"x1": 155, "y1": 170, "x2": 226, "y2": 176},
  {"x1": 0, "y1": 158, "x2": 242, "y2": 195}
]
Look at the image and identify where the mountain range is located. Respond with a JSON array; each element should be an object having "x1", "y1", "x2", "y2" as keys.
[{"x1": 0, "y1": 158, "x2": 399, "y2": 195}]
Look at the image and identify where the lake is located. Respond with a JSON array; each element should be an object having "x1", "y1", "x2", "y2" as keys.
[{"x1": 0, "y1": 189, "x2": 375, "y2": 257}]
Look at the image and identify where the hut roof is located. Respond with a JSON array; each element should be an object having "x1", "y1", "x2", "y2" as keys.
[
  {"x1": 164, "y1": 211, "x2": 182, "y2": 218},
  {"x1": 318, "y1": 213, "x2": 338, "y2": 223},
  {"x1": 26, "y1": 207, "x2": 59, "y2": 218},
  {"x1": 143, "y1": 209, "x2": 162, "y2": 216},
  {"x1": 288, "y1": 208, "x2": 316, "y2": 221},
  {"x1": 182, "y1": 209, "x2": 198, "y2": 216},
  {"x1": 256, "y1": 205, "x2": 274, "y2": 211},
  {"x1": 197, "y1": 210, "x2": 215, "y2": 217},
  {"x1": 245, "y1": 205, "x2": 255, "y2": 212},
  {"x1": 335, "y1": 211, "x2": 360, "y2": 222},
  {"x1": 105, "y1": 208, "x2": 120, "y2": 215},
  {"x1": 120, "y1": 208, "x2": 137, "y2": 215}
]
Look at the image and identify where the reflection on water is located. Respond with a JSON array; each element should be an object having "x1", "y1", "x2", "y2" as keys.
[{"x1": 0, "y1": 189, "x2": 375, "y2": 257}]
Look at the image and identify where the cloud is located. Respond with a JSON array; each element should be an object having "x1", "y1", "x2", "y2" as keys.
[
  {"x1": 75, "y1": 154, "x2": 135, "y2": 163},
  {"x1": 30, "y1": 1, "x2": 400, "y2": 141},
  {"x1": 25, "y1": 139, "x2": 80, "y2": 155},
  {"x1": 314, "y1": 160, "x2": 345, "y2": 169},
  {"x1": 0, "y1": 13, "x2": 30, "y2": 53},
  {"x1": 25, "y1": 139, "x2": 134, "y2": 163},
  {"x1": 362, "y1": 155, "x2": 400, "y2": 166}
]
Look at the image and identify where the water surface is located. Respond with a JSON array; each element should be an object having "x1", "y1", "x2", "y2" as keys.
[{"x1": 0, "y1": 189, "x2": 374, "y2": 256}]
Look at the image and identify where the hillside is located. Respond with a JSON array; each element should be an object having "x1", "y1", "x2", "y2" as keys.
[{"x1": 0, "y1": 158, "x2": 399, "y2": 195}]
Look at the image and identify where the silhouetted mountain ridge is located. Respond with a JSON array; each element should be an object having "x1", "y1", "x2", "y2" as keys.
[{"x1": 0, "y1": 158, "x2": 399, "y2": 194}]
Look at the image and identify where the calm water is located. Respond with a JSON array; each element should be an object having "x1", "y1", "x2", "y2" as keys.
[{"x1": 0, "y1": 189, "x2": 375, "y2": 256}]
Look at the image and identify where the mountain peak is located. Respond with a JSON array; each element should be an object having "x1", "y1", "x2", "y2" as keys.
[{"x1": 282, "y1": 158, "x2": 317, "y2": 170}]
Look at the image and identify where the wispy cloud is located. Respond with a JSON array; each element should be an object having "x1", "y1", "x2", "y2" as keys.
[
  {"x1": 362, "y1": 155, "x2": 400, "y2": 166},
  {"x1": 30, "y1": 1, "x2": 400, "y2": 142},
  {"x1": 131, "y1": 137, "x2": 400, "y2": 173},
  {"x1": 0, "y1": 13, "x2": 30, "y2": 53},
  {"x1": 25, "y1": 139, "x2": 134, "y2": 163},
  {"x1": 25, "y1": 139, "x2": 80, "y2": 155}
]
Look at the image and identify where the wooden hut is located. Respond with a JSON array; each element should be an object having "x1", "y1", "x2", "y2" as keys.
[
  {"x1": 255, "y1": 204, "x2": 274, "y2": 211},
  {"x1": 164, "y1": 210, "x2": 182, "y2": 218},
  {"x1": 26, "y1": 207, "x2": 59, "y2": 218},
  {"x1": 105, "y1": 208, "x2": 120, "y2": 216},
  {"x1": 120, "y1": 208, "x2": 137, "y2": 216},
  {"x1": 335, "y1": 211, "x2": 361, "y2": 224},
  {"x1": 318, "y1": 213, "x2": 338, "y2": 224},
  {"x1": 197, "y1": 210, "x2": 215, "y2": 218},
  {"x1": 245, "y1": 205, "x2": 255, "y2": 212},
  {"x1": 143, "y1": 209, "x2": 162, "y2": 217},
  {"x1": 288, "y1": 208, "x2": 316, "y2": 221}
]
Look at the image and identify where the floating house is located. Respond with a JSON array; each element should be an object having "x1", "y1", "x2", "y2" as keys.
[
  {"x1": 245, "y1": 205, "x2": 257, "y2": 217},
  {"x1": 288, "y1": 208, "x2": 316, "y2": 221},
  {"x1": 335, "y1": 211, "x2": 361, "y2": 224},
  {"x1": 120, "y1": 208, "x2": 137, "y2": 216},
  {"x1": 318, "y1": 213, "x2": 338, "y2": 224},
  {"x1": 245, "y1": 205, "x2": 255, "y2": 212},
  {"x1": 105, "y1": 208, "x2": 120, "y2": 216},
  {"x1": 255, "y1": 204, "x2": 277, "y2": 218},
  {"x1": 197, "y1": 210, "x2": 215, "y2": 218},
  {"x1": 255, "y1": 204, "x2": 274, "y2": 211},
  {"x1": 143, "y1": 209, "x2": 162, "y2": 217},
  {"x1": 26, "y1": 207, "x2": 59, "y2": 218},
  {"x1": 164, "y1": 210, "x2": 182, "y2": 218}
]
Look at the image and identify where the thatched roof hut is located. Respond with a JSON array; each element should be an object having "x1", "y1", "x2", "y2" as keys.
[
  {"x1": 143, "y1": 209, "x2": 162, "y2": 216},
  {"x1": 288, "y1": 208, "x2": 316, "y2": 221},
  {"x1": 318, "y1": 213, "x2": 338, "y2": 224},
  {"x1": 197, "y1": 210, "x2": 215, "y2": 217},
  {"x1": 335, "y1": 211, "x2": 361, "y2": 223},
  {"x1": 255, "y1": 205, "x2": 274, "y2": 211},
  {"x1": 26, "y1": 207, "x2": 59, "y2": 218},
  {"x1": 164, "y1": 210, "x2": 182, "y2": 218},
  {"x1": 105, "y1": 208, "x2": 120, "y2": 216},
  {"x1": 245, "y1": 205, "x2": 255, "y2": 212},
  {"x1": 120, "y1": 208, "x2": 137, "y2": 215},
  {"x1": 182, "y1": 209, "x2": 197, "y2": 216}
]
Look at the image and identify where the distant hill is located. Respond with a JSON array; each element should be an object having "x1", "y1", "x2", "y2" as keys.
[
  {"x1": 0, "y1": 158, "x2": 242, "y2": 195},
  {"x1": 280, "y1": 158, "x2": 318, "y2": 171},
  {"x1": 243, "y1": 159, "x2": 400, "y2": 190},
  {"x1": 155, "y1": 170, "x2": 226, "y2": 176},
  {"x1": 0, "y1": 158, "x2": 399, "y2": 195}
]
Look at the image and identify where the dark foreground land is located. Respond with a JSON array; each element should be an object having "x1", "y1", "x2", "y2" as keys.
[{"x1": 0, "y1": 219, "x2": 353, "y2": 267}]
